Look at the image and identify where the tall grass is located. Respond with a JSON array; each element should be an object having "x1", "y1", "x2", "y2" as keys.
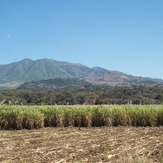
[
  {"x1": 0, "y1": 105, "x2": 162, "y2": 129},
  {"x1": 0, "y1": 105, "x2": 44, "y2": 129}
]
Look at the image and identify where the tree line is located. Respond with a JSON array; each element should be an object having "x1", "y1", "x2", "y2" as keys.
[{"x1": 0, "y1": 85, "x2": 163, "y2": 105}]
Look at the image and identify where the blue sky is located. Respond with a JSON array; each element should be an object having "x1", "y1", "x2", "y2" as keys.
[{"x1": 1, "y1": 0, "x2": 163, "y2": 79}]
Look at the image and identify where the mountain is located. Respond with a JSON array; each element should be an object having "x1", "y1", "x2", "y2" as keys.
[
  {"x1": 18, "y1": 72, "x2": 163, "y2": 90},
  {"x1": 0, "y1": 58, "x2": 108, "y2": 84},
  {"x1": 1, "y1": 58, "x2": 163, "y2": 89},
  {"x1": 82, "y1": 71, "x2": 163, "y2": 86}
]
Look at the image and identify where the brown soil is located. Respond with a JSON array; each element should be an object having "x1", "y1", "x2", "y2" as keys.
[{"x1": 0, "y1": 127, "x2": 162, "y2": 163}]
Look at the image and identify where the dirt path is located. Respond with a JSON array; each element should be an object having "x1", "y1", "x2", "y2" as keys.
[{"x1": 0, "y1": 127, "x2": 162, "y2": 163}]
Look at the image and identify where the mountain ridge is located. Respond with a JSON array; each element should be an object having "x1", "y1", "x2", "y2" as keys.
[
  {"x1": 0, "y1": 58, "x2": 108, "y2": 83},
  {"x1": 0, "y1": 58, "x2": 163, "y2": 89}
]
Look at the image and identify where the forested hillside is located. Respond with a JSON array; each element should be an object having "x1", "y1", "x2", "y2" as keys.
[
  {"x1": 17, "y1": 78, "x2": 95, "y2": 89},
  {"x1": 0, "y1": 58, "x2": 108, "y2": 84}
]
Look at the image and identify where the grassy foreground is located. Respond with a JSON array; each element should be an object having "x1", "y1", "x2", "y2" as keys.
[{"x1": 0, "y1": 105, "x2": 163, "y2": 129}]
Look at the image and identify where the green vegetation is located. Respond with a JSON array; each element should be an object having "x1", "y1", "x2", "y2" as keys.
[
  {"x1": 0, "y1": 58, "x2": 108, "y2": 84},
  {"x1": 1, "y1": 85, "x2": 163, "y2": 105},
  {"x1": 17, "y1": 78, "x2": 94, "y2": 89},
  {"x1": 0, "y1": 105, "x2": 162, "y2": 129}
]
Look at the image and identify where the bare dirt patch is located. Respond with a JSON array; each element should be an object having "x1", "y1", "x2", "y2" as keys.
[{"x1": 0, "y1": 127, "x2": 162, "y2": 163}]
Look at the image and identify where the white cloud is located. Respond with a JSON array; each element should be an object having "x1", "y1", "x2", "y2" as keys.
[{"x1": 6, "y1": 35, "x2": 11, "y2": 39}]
